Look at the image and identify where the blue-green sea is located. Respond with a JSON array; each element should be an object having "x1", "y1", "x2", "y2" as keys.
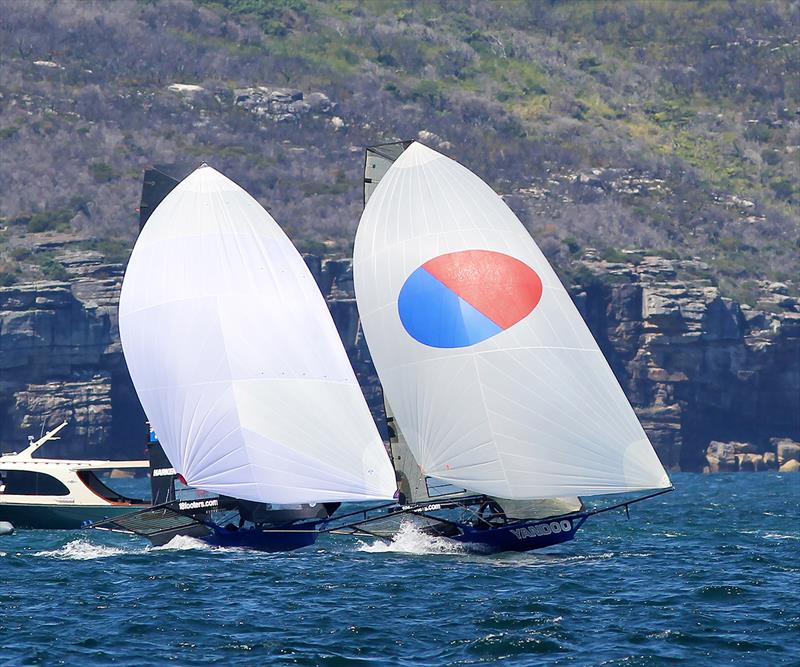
[{"x1": 1, "y1": 473, "x2": 798, "y2": 666}]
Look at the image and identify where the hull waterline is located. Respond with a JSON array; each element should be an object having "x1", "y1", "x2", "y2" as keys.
[
  {"x1": 448, "y1": 514, "x2": 589, "y2": 553},
  {"x1": 200, "y1": 523, "x2": 320, "y2": 552}
]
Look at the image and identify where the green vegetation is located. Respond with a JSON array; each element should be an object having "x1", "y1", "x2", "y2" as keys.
[
  {"x1": 38, "y1": 255, "x2": 69, "y2": 281},
  {"x1": 88, "y1": 162, "x2": 116, "y2": 183},
  {"x1": 27, "y1": 209, "x2": 73, "y2": 233},
  {"x1": 293, "y1": 238, "x2": 328, "y2": 255},
  {"x1": 600, "y1": 247, "x2": 630, "y2": 264},
  {"x1": 197, "y1": 0, "x2": 311, "y2": 36},
  {"x1": 10, "y1": 246, "x2": 31, "y2": 261},
  {"x1": 0, "y1": 0, "x2": 796, "y2": 298},
  {"x1": 81, "y1": 239, "x2": 131, "y2": 264},
  {"x1": 0, "y1": 124, "x2": 20, "y2": 140},
  {"x1": 0, "y1": 261, "x2": 18, "y2": 286}
]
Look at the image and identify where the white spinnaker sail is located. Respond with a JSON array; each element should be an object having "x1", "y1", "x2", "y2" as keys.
[
  {"x1": 353, "y1": 142, "x2": 670, "y2": 499},
  {"x1": 120, "y1": 165, "x2": 395, "y2": 504}
]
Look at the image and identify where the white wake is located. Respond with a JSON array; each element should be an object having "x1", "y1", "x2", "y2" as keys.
[
  {"x1": 35, "y1": 539, "x2": 128, "y2": 560},
  {"x1": 151, "y1": 534, "x2": 213, "y2": 551},
  {"x1": 357, "y1": 521, "x2": 465, "y2": 555}
]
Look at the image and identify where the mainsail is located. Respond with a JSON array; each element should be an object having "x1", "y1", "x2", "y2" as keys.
[
  {"x1": 353, "y1": 142, "x2": 671, "y2": 500},
  {"x1": 120, "y1": 165, "x2": 396, "y2": 504}
]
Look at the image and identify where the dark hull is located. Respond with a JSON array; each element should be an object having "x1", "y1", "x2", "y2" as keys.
[
  {"x1": 0, "y1": 502, "x2": 150, "y2": 530},
  {"x1": 201, "y1": 523, "x2": 319, "y2": 552},
  {"x1": 449, "y1": 514, "x2": 588, "y2": 553}
]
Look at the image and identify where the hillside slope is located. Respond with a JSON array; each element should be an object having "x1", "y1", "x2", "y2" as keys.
[{"x1": 0, "y1": 0, "x2": 798, "y2": 305}]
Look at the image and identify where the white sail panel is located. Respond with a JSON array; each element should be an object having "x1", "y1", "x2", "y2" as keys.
[
  {"x1": 120, "y1": 166, "x2": 395, "y2": 504},
  {"x1": 353, "y1": 142, "x2": 670, "y2": 499}
]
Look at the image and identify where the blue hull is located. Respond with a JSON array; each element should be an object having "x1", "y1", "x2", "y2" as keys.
[
  {"x1": 202, "y1": 523, "x2": 320, "y2": 552},
  {"x1": 451, "y1": 514, "x2": 589, "y2": 553}
]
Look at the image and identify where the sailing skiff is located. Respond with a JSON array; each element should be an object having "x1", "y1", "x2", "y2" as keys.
[
  {"x1": 91, "y1": 164, "x2": 395, "y2": 550},
  {"x1": 327, "y1": 141, "x2": 673, "y2": 552}
]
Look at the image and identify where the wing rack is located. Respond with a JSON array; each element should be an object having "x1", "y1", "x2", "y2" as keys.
[{"x1": 85, "y1": 500, "x2": 222, "y2": 546}]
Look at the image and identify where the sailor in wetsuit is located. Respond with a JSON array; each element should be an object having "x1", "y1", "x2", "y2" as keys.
[
  {"x1": 474, "y1": 499, "x2": 507, "y2": 529},
  {"x1": 393, "y1": 470, "x2": 408, "y2": 506}
]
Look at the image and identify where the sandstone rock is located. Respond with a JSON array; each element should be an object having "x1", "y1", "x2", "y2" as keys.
[
  {"x1": 736, "y1": 453, "x2": 764, "y2": 471},
  {"x1": 418, "y1": 129, "x2": 442, "y2": 144},
  {"x1": 705, "y1": 454, "x2": 721, "y2": 473},
  {"x1": 779, "y1": 312, "x2": 800, "y2": 338},
  {"x1": 33, "y1": 60, "x2": 63, "y2": 69},
  {"x1": 234, "y1": 86, "x2": 310, "y2": 122},
  {"x1": 778, "y1": 459, "x2": 800, "y2": 472},
  {"x1": 167, "y1": 83, "x2": 204, "y2": 95},
  {"x1": 732, "y1": 442, "x2": 759, "y2": 454},
  {"x1": 706, "y1": 441, "x2": 738, "y2": 471},
  {"x1": 13, "y1": 374, "x2": 114, "y2": 457},
  {"x1": 763, "y1": 452, "x2": 777, "y2": 468},
  {"x1": 288, "y1": 100, "x2": 310, "y2": 114},
  {"x1": 701, "y1": 297, "x2": 742, "y2": 341},
  {"x1": 646, "y1": 367, "x2": 688, "y2": 382},
  {"x1": 772, "y1": 439, "x2": 800, "y2": 464},
  {"x1": 642, "y1": 288, "x2": 685, "y2": 331},
  {"x1": 305, "y1": 92, "x2": 332, "y2": 113}
]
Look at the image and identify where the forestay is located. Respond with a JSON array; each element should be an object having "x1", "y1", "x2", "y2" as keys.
[
  {"x1": 120, "y1": 165, "x2": 395, "y2": 504},
  {"x1": 353, "y1": 142, "x2": 671, "y2": 499}
]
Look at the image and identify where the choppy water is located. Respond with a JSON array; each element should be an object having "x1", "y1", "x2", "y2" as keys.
[{"x1": 1, "y1": 473, "x2": 798, "y2": 666}]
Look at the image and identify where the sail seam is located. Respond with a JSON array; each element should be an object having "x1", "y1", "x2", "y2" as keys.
[{"x1": 470, "y1": 355, "x2": 512, "y2": 498}]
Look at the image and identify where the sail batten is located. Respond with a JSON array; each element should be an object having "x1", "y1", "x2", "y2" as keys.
[
  {"x1": 354, "y1": 142, "x2": 670, "y2": 500},
  {"x1": 121, "y1": 166, "x2": 396, "y2": 504}
]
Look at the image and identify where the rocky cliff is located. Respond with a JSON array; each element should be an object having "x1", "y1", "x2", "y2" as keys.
[{"x1": 1, "y1": 245, "x2": 797, "y2": 470}]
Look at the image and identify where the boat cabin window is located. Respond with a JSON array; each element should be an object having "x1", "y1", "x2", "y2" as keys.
[{"x1": 0, "y1": 470, "x2": 70, "y2": 496}]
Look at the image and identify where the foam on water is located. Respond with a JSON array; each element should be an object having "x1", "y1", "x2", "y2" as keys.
[
  {"x1": 35, "y1": 539, "x2": 128, "y2": 560},
  {"x1": 6, "y1": 474, "x2": 799, "y2": 666},
  {"x1": 151, "y1": 534, "x2": 213, "y2": 551},
  {"x1": 357, "y1": 521, "x2": 466, "y2": 555}
]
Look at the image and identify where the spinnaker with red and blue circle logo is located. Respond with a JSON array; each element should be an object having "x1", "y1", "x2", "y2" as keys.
[{"x1": 398, "y1": 249, "x2": 543, "y2": 348}]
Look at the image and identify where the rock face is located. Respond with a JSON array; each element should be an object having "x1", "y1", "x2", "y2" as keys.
[
  {"x1": 233, "y1": 86, "x2": 334, "y2": 123},
  {"x1": 1, "y1": 248, "x2": 798, "y2": 468},
  {"x1": 574, "y1": 253, "x2": 799, "y2": 471},
  {"x1": 0, "y1": 251, "x2": 141, "y2": 458}
]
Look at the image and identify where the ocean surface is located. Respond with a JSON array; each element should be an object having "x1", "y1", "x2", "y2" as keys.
[{"x1": 1, "y1": 472, "x2": 798, "y2": 666}]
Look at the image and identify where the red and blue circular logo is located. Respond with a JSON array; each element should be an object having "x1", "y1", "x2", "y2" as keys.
[{"x1": 398, "y1": 250, "x2": 543, "y2": 348}]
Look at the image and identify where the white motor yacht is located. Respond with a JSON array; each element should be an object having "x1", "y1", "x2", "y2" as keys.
[{"x1": 0, "y1": 421, "x2": 149, "y2": 529}]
